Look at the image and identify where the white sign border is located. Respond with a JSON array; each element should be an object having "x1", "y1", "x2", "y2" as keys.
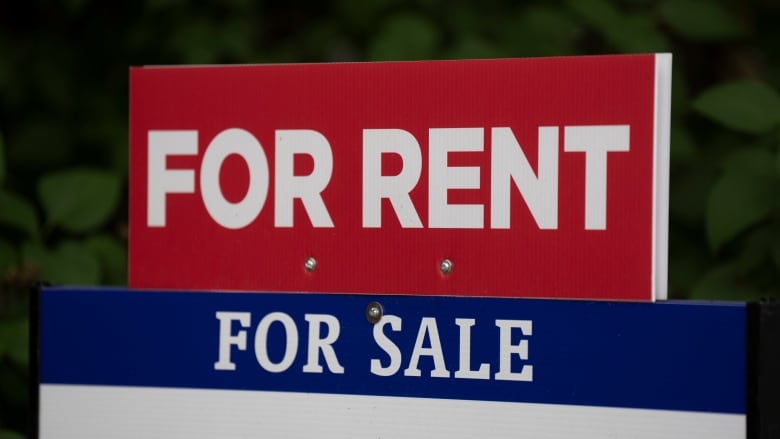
[
  {"x1": 653, "y1": 53, "x2": 672, "y2": 301},
  {"x1": 41, "y1": 384, "x2": 744, "y2": 439}
]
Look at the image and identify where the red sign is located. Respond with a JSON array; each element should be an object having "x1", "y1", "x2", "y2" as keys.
[{"x1": 129, "y1": 54, "x2": 671, "y2": 300}]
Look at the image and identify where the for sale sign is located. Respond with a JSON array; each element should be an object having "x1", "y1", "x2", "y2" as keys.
[
  {"x1": 129, "y1": 54, "x2": 671, "y2": 300},
  {"x1": 38, "y1": 287, "x2": 745, "y2": 438}
]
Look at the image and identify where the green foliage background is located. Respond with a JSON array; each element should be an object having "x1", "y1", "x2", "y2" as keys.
[{"x1": 1, "y1": 0, "x2": 779, "y2": 436}]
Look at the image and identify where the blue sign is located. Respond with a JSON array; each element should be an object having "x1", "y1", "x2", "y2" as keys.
[{"x1": 38, "y1": 287, "x2": 747, "y2": 438}]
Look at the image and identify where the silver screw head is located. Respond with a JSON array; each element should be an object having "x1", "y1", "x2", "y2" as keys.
[
  {"x1": 440, "y1": 258, "x2": 453, "y2": 275},
  {"x1": 365, "y1": 301, "x2": 383, "y2": 324},
  {"x1": 304, "y1": 257, "x2": 317, "y2": 272}
]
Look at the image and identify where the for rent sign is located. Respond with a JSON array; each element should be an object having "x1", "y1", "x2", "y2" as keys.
[{"x1": 129, "y1": 54, "x2": 671, "y2": 300}]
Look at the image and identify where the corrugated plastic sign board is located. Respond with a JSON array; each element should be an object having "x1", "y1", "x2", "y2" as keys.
[
  {"x1": 38, "y1": 287, "x2": 745, "y2": 438},
  {"x1": 129, "y1": 54, "x2": 671, "y2": 301}
]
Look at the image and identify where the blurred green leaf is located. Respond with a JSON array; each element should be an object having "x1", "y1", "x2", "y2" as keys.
[
  {"x1": 336, "y1": 0, "x2": 392, "y2": 30},
  {"x1": 444, "y1": 3, "x2": 483, "y2": 36},
  {"x1": 80, "y1": 92, "x2": 130, "y2": 176},
  {"x1": 706, "y1": 173, "x2": 775, "y2": 251},
  {"x1": 735, "y1": 227, "x2": 780, "y2": 280},
  {"x1": 22, "y1": 241, "x2": 100, "y2": 285},
  {"x1": 566, "y1": 0, "x2": 668, "y2": 52},
  {"x1": 609, "y1": 15, "x2": 669, "y2": 53},
  {"x1": 772, "y1": 237, "x2": 780, "y2": 270},
  {"x1": 566, "y1": 0, "x2": 621, "y2": 33},
  {"x1": 669, "y1": 168, "x2": 715, "y2": 224},
  {"x1": 503, "y1": 5, "x2": 577, "y2": 57},
  {"x1": 692, "y1": 81, "x2": 780, "y2": 134},
  {"x1": 301, "y1": 23, "x2": 341, "y2": 61},
  {"x1": 146, "y1": 0, "x2": 189, "y2": 11},
  {"x1": 0, "y1": 361, "x2": 28, "y2": 416},
  {"x1": 523, "y1": 6, "x2": 577, "y2": 52},
  {"x1": 31, "y1": 38, "x2": 73, "y2": 110},
  {"x1": 168, "y1": 17, "x2": 254, "y2": 64},
  {"x1": 671, "y1": 67, "x2": 690, "y2": 118},
  {"x1": 776, "y1": 148, "x2": 780, "y2": 175},
  {"x1": 6, "y1": 118, "x2": 72, "y2": 171},
  {"x1": 0, "y1": 190, "x2": 40, "y2": 240},
  {"x1": 86, "y1": 234, "x2": 127, "y2": 285},
  {"x1": 0, "y1": 319, "x2": 28, "y2": 367},
  {"x1": 38, "y1": 168, "x2": 121, "y2": 234},
  {"x1": 659, "y1": 0, "x2": 742, "y2": 41},
  {"x1": 0, "y1": 430, "x2": 26, "y2": 439},
  {"x1": 667, "y1": 228, "x2": 709, "y2": 298},
  {"x1": 0, "y1": 238, "x2": 16, "y2": 273},
  {"x1": 0, "y1": 130, "x2": 6, "y2": 186},
  {"x1": 63, "y1": 0, "x2": 89, "y2": 15},
  {"x1": 689, "y1": 263, "x2": 763, "y2": 301},
  {"x1": 168, "y1": 18, "x2": 222, "y2": 64},
  {"x1": 369, "y1": 13, "x2": 441, "y2": 61},
  {"x1": 0, "y1": 38, "x2": 10, "y2": 95},
  {"x1": 447, "y1": 35, "x2": 505, "y2": 59},
  {"x1": 722, "y1": 146, "x2": 777, "y2": 178},
  {"x1": 670, "y1": 126, "x2": 697, "y2": 164}
]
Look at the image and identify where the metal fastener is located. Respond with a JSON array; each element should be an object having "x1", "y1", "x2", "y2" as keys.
[
  {"x1": 365, "y1": 301, "x2": 383, "y2": 324},
  {"x1": 304, "y1": 257, "x2": 317, "y2": 272},
  {"x1": 440, "y1": 258, "x2": 453, "y2": 275}
]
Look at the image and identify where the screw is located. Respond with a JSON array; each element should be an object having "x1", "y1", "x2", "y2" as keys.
[
  {"x1": 366, "y1": 301, "x2": 383, "y2": 324},
  {"x1": 304, "y1": 257, "x2": 317, "y2": 272},
  {"x1": 440, "y1": 258, "x2": 453, "y2": 275}
]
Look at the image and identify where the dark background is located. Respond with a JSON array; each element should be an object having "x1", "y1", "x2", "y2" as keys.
[{"x1": 1, "y1": 0, "x2": 779, "y2": 437}]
